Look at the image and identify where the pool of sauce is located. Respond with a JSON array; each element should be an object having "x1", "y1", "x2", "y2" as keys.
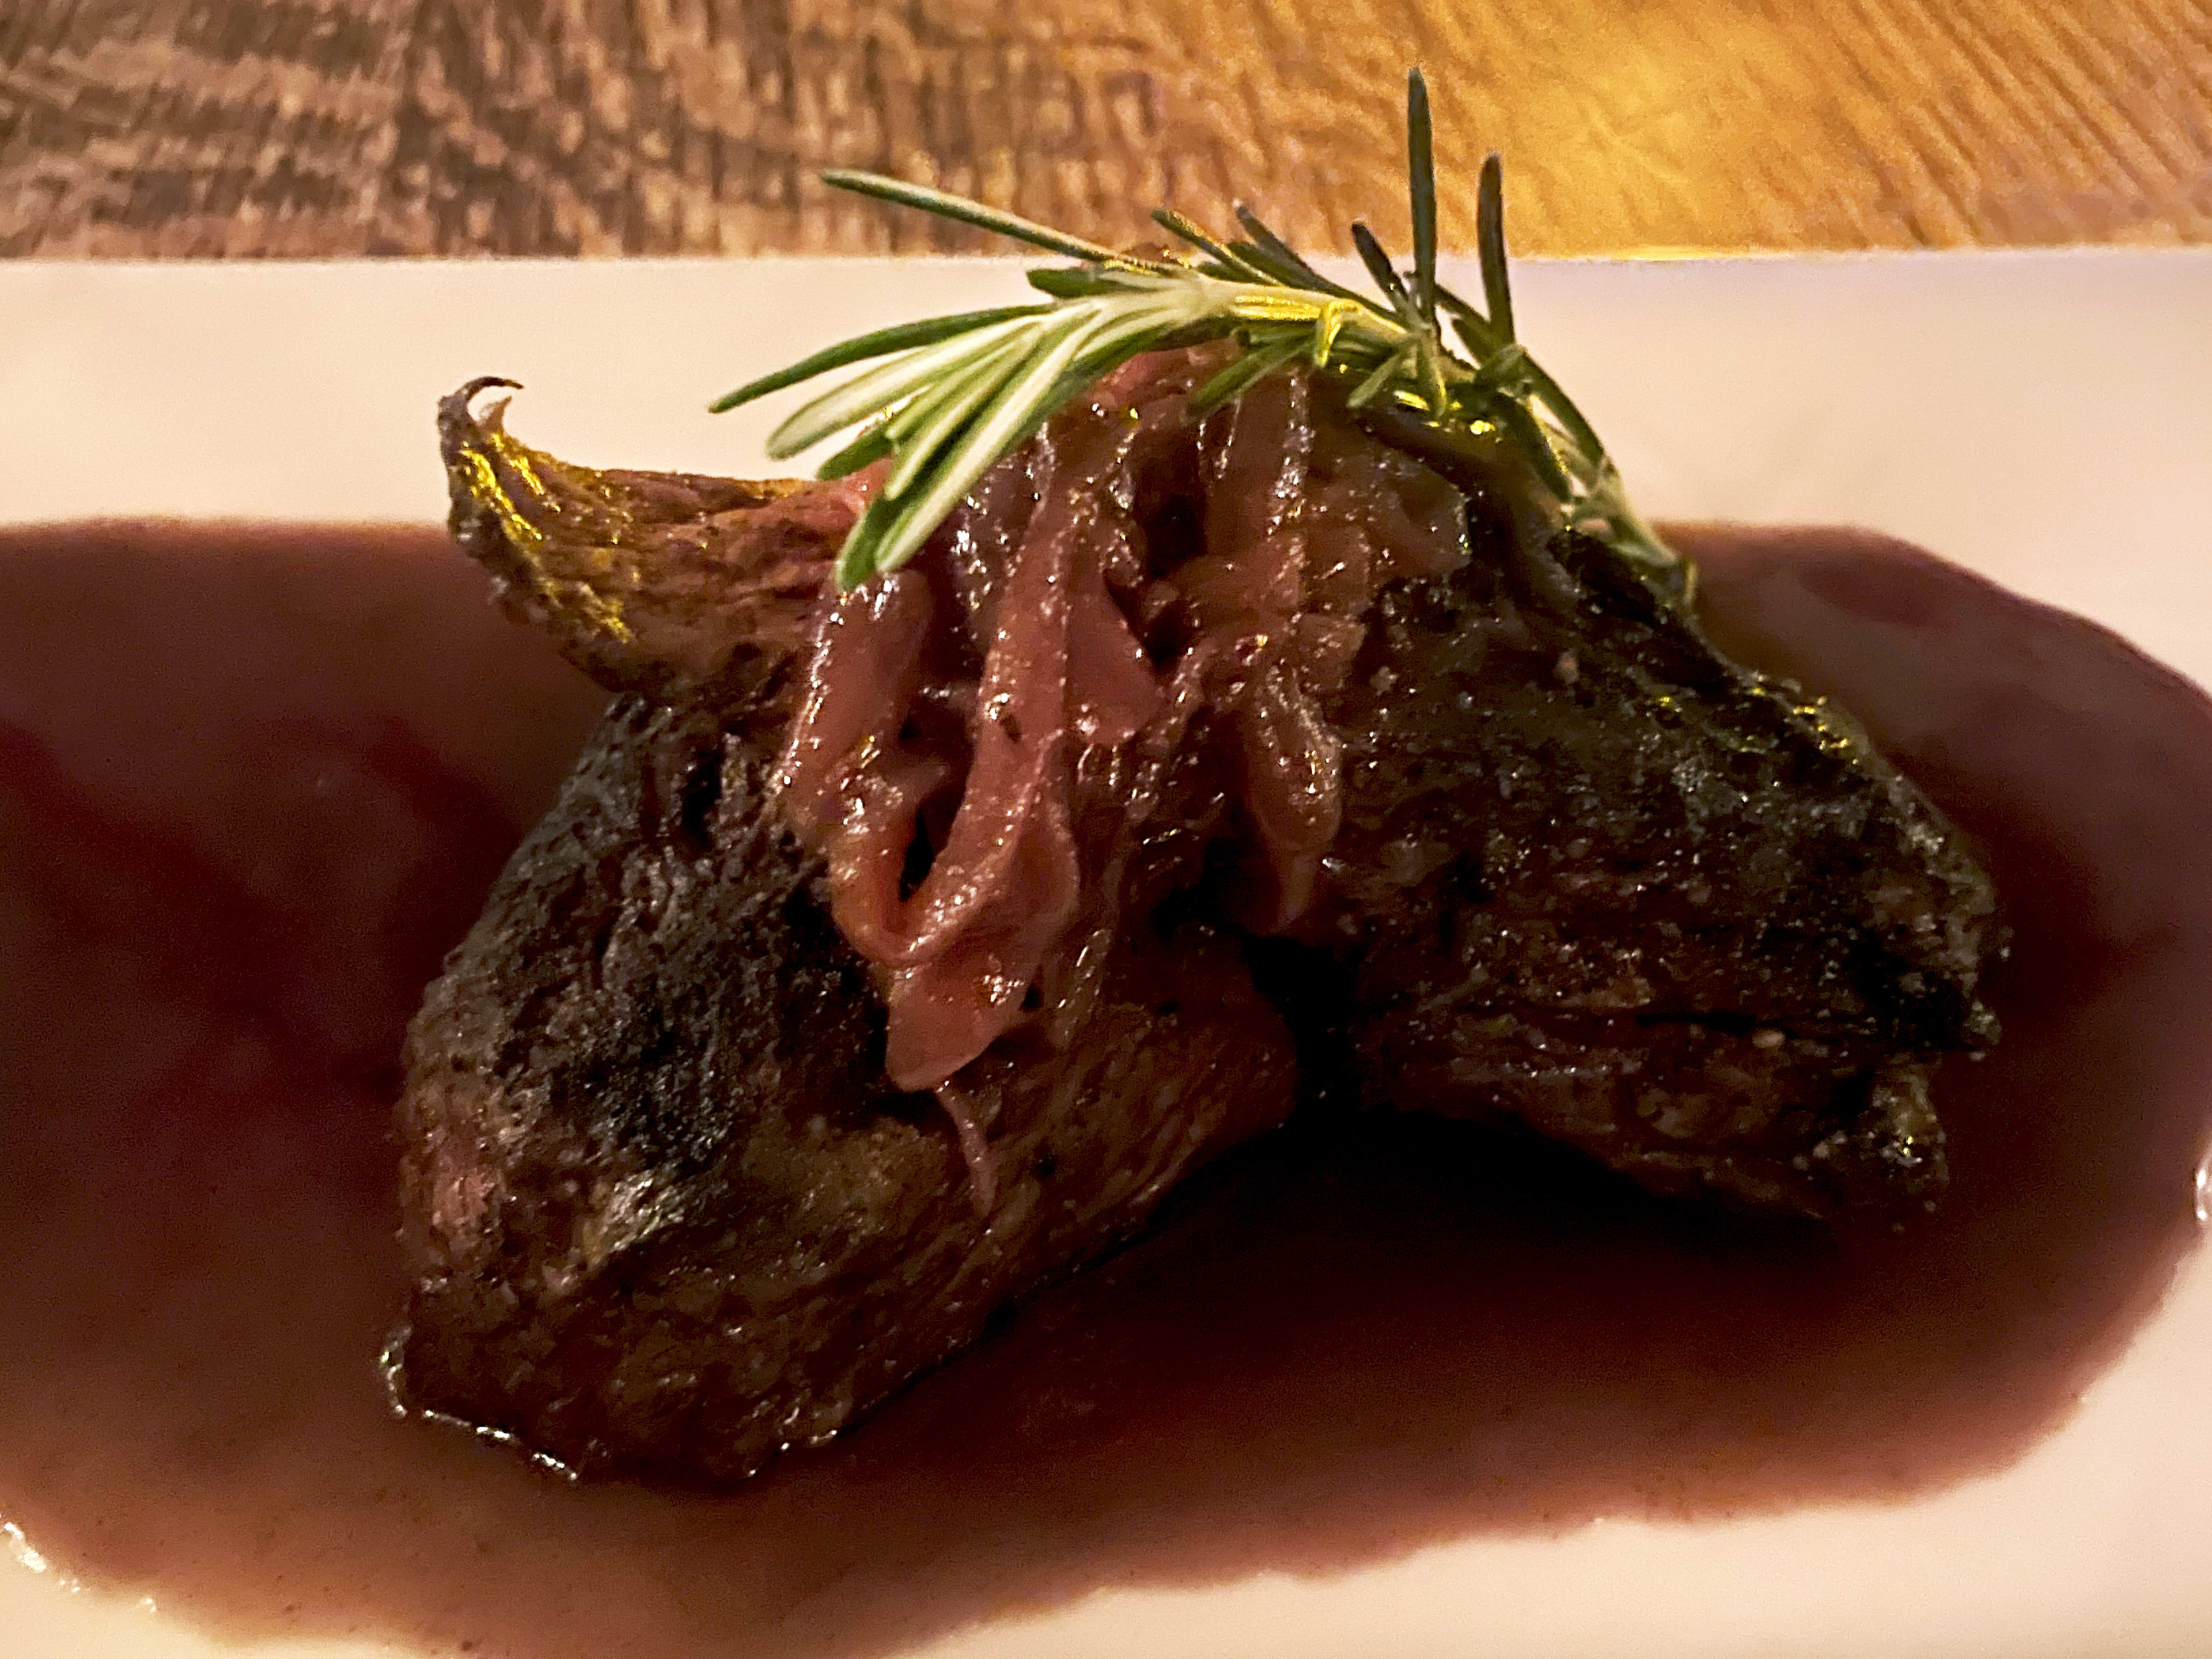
[{"x1": 1, "y1": 520, "x2": 2207, "y2": 1659}]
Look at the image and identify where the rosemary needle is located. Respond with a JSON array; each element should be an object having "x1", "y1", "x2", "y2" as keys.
[{"x1": 711, "y1": 67, "x2": 1680, "y2": 594}]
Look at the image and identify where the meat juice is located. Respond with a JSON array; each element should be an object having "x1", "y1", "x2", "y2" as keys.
[{"x1": 1, "y1": 519, "x2": 2207, "y2": 1659}]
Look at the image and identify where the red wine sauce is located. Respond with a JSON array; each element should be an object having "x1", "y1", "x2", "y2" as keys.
[{"x1": 0, "y1": 520, "x2": 2206, "y2": 1659}]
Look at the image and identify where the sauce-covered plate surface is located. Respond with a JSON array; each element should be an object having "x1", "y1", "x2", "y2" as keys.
[{"x1": 0, "y1": 249, "x2": 2207, "y2": 1659}]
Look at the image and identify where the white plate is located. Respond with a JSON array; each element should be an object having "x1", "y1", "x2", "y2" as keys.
[{"x1": 1, "y1": 249, "x2": 2209, "y2": 1659}]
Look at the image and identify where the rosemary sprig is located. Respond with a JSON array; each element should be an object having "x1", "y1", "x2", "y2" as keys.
[{"x1": 711, "y1": 69, "x2": 1679, "y2": 593}]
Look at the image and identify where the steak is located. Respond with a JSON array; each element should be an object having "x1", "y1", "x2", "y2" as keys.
[
  {"x1": 395, "y1": 355, "x2": 1998, "y2": 1480},
  {"x1": 1298, "y1": 516, "x2": 1999, "y2": 1216},
  {"x1": 393, "y1": 703, "x2": 1293, "y2": 1483},
  {"x1": 396, "y1": 384, "x2": 1295, "y2": 1480}
]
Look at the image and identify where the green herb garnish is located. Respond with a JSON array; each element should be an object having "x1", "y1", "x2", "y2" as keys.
[{"x1": 711, "y1": 69, "x2": 1676, "y2": 594}]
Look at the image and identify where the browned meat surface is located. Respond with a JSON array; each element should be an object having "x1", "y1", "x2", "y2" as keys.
[
  {"x1": 401, "y1": 382, "x2": 1297, "y2": 1479},
  {"x1": 395, "y1": 695, "x2": 1293, "y2": 1481},
  {"x1": 397, "y1": 350, "x2": 1998, "y2": 1482},
  {"x1": 1300, "y1": 524, "x2": 2000, "y2": 1217}
]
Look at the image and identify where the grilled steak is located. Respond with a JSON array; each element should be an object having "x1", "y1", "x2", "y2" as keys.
[
  {"x1": 393, "y1": 698, "x2": 1294, "y2": 1483},
  {"x1": 1299, "y1": 518, "x2": 1999, "y2": 1216},
  {"x1": 396, "y1": 383, "x2": 1296, "y2": 1480},
  {"x1": 395, "y1": 354, "x2": 1998, "y2": 1480}
]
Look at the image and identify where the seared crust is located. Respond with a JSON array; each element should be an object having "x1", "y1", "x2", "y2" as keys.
[
  {"x1": 1304, "y1": 525, "x2": 1999, "y2": 1216},
  {"x1": 395, "y1": 696, "x2": 1296, "y2": 1480}
]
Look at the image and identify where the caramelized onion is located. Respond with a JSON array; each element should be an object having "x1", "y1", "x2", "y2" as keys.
[{"x1": 774, "y1": 351, "x2": 1470, "y2": 1092}]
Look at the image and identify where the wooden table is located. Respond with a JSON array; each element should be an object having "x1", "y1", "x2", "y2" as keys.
[{"x1": 3, "y1": 0, "x2": 2206, "y2": 257}]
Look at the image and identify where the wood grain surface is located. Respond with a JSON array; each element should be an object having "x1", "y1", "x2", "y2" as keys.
[{"x1": 2, "y1": 0, "x2": 2207, "y2": 257}]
